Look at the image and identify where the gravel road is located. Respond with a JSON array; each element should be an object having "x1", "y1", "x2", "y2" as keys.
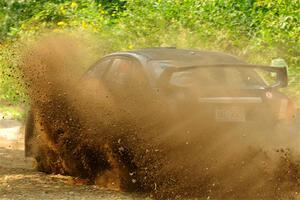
[
  {"x1": 0, "y1": 120, "x2": 150, "y2": 200},
  {"x1": 2, "y1": 118, "x2": 299, "y2": 200}
]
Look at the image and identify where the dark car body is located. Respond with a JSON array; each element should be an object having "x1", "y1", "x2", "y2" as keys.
[{"x1": 85, "y1": 48, "x2": 294, "y2": 127}]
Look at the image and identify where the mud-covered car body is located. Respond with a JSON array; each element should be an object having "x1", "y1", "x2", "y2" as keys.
[
  {"x1": 25, "y1": 48, "x2": 295, "y2": 156},
  {"x1": 86, "y1": 48, "x2": 294, "y2": 126}
]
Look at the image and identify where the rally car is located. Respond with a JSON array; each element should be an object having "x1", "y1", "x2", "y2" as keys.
[
  {"x1": 25, "y1": 47, "x2": 296, "y2": 156},
  {"x1": 86, "y1": 48, "x2": 294, "y2": 124}
]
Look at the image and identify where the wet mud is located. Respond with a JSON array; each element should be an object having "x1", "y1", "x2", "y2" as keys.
[{"x1": 21, "y1": 35, "x2": 300, "y2": 199}]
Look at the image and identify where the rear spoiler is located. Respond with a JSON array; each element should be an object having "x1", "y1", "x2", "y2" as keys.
[{"x1": 159, "y1": 64, "x2": 288, "y2": 88}]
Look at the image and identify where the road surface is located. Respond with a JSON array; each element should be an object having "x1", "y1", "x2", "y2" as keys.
[{"x1": 0, "y1": 119, "x2": 149, "y2": 200}]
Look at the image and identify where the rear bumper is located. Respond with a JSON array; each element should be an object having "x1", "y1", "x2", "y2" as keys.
[
  {"x1": 181, "y1": 117, "x2": 277, "y2": 133},
  {"x1": 274, "y1": 121, "x2": 298, "y2": 134},
  {"x1": 214, "y1": 120, "x2": 298, "y2": 134}
]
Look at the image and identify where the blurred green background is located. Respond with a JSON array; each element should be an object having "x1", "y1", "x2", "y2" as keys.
[{"x1": 0, "y1": 0, "x2": 299, "y2": 119}]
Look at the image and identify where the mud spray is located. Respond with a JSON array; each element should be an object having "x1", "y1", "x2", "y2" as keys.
[{"x1": 21, "y1": 35, "x2": 300, "y2": 200}]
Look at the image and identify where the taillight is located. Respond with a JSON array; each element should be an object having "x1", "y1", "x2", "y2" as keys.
[
  {"x1": 278, "y1": 98, "x2": 296, "y2": 121},
  {"x1": 287, "y1": 99, "x2": 296, "y2": 120}
]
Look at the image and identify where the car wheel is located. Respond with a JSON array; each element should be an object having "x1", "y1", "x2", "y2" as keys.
[{"x1": 25, "y1": 110, "x2": 34, "y2": 157}]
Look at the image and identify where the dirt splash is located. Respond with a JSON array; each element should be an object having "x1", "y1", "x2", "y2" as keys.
[{"x1": 21, "y1": 34, "x2": 300, "y2": 200}]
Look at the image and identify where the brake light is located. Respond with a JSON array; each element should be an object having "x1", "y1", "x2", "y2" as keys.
[
  {"x1": 278, "y1": 98, "x2": 296, "y2": 121},
  {"x1": 287, "y1": 99, "x2": 296, "y2": 120}
]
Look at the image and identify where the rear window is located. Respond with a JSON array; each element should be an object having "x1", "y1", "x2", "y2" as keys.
[{"x1": 169, "y1": 67, "x2": 265, "y2": 88}]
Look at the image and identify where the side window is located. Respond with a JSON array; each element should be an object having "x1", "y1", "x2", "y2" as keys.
[
  {"x1": 104, "y1": 57, "x2": 149, "y2": 93},
  {"x1": 87, "y1": 59, "x2": 112, "y2": 79},
  {"x1": 105, "y1": 58, "x2": 136, "y2": 85}
]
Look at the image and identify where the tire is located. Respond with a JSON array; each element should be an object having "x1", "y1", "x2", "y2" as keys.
[{"x1": 25, "y1": 110, "x2": 34, "y2": 157}]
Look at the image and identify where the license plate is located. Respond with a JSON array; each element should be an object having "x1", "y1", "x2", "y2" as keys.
[{"x1": 215, "y1": 106, "x2": 245, "y2": 122}]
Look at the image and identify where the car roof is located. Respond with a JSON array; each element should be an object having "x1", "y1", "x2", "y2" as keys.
[{"x1": 127, "y1": 48, "x2": 246, "y2": 66}]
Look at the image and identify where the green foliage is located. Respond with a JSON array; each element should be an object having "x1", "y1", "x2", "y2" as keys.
[
  {"x1": 0, "y1": 103, "x2": 25, "y2": 121},
  {"x1": 0, "y1": 43, "x2": 26, "y2": 105},
  {"x1": 0, "y1": 0, "x2": 299, "y2": 104}
]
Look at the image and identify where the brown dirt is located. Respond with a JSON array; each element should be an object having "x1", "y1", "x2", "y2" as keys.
[
  {"x1": 0, "y1": 130, "x2": 150, "y2": 200},
  {"x1": 19, "y1": 34, "x2": 300, "y2": 200}
]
